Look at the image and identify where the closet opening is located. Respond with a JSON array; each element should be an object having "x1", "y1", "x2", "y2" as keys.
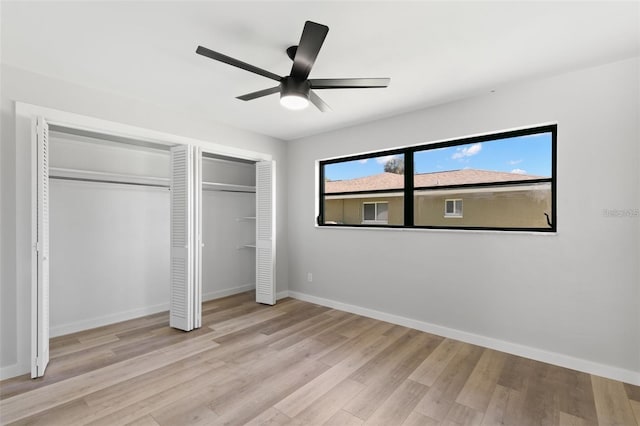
[
  {"x1": 201, "y1": 152, "x2": 257, "y2": 306},
  {"x1": 199, "y1": 151, "x2": 276, "y2": 306},
  {"x1": 30, "y1": 110, "x2": 276, "y2": 378},
  {"x1": 48, "y1": 125, "x2": 173, "y2": 342}
]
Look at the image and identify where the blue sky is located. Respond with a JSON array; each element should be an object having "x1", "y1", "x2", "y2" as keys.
[{"x1": 325, "y1": 133, "x2": 552, "y2": 181}]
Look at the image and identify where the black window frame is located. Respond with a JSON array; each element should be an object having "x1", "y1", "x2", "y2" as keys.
[{"x1": 318, "y1": 124, "x2": 557, "y2": 232}]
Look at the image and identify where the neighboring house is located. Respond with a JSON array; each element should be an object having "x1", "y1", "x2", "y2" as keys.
[{"x1": 324, "y1": 169, "x2": 551, "y2": 228}]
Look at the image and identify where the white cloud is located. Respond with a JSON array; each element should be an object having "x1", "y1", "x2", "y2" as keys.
[
  {"x1": 452, "y1": 143, "x2": 482, "y2": 160},
  {"x1": 511, "y1": 168, "x2": 527, "y2": 174},
  {"x1": 358, "y1": 159, "x2": 368, "y2": 164},
  {"x1": 509, "y1": 159, "x2": 523, "y2": 165},
  {"x1": 376, "y1": 155, "x2": 397, "y2": 164}
]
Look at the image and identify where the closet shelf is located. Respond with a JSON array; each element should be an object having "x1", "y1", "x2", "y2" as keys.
[
  {"x1": 202, "y1": 182, "x2": 256, "y2": 193},
  {"x1": 49, "y1": 167, "x2": 169, "y2": 187}
]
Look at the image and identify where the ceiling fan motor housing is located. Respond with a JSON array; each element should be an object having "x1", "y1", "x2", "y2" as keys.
[{"x1": 280, "y1": 76, "x2": 311, "y2": 99}]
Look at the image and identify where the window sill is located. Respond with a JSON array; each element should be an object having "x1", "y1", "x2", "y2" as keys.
[{"x1": 316, "y1": 223, "x2": 557, "y2": 236}]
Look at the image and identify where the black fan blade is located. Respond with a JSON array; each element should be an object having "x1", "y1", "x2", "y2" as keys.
[
  {"x1": 290, "y1": 21, "x2": 329, "y2": 81},
  {"x1": 309, "y1": 90, "x2": 331, "y2": 112},
  {"x1": 237, "y1": 86, "x2": 281, "y2": 101},
  {"x1": 196, "y1": 46, "x2": 282, "y2": 82},
  {"x1": 310, "y1": 78, "x2": 390, "y2": 89}
]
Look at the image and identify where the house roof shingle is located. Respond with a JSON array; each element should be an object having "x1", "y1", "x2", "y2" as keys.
[{"x1": 325, "y1": 169, "x2": 546, "y2": 194}]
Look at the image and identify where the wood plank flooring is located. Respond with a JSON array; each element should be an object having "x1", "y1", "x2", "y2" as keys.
[{"x1": 1, "y1": 291, "x2": 638, "y2": 425}]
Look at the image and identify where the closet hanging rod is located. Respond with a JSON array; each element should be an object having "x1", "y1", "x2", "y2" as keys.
[
  {"x1": 202, "y1": 188, "x2": 256, "y2": 194},
  {"x1": 49, "y1": 168, "x2": 257, "y2": 192},
  {"x1": 49, "y1": 167, "x2": 170, "y2": 188},
  {"x1": 202, "y1": 182, "x2": 256, "y2": 193},
  {"x1": 49, "y1": 175, "x2": 170, "y2": 189},
  {"x1": 209, "y1": 189, "x2": 256, "y2": 193},
  {"x1": 50, "y1": 176, "x2": 256, "y2": 192}
]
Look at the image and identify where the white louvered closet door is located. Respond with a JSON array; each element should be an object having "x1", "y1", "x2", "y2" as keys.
[
  {"x1": 170, "y1": 145, "x2": 197, "y2": 331},
  {"x1": 193, "y1": 147, "x2": 202, "y2": 329},
  {"x1": 256, "y1": 160, "x2": 276, "y2": 305},
  {"x1": 32, "y1": 116, "x2": 50, "y2": 378}
]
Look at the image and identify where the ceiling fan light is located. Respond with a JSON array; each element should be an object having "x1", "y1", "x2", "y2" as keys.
[
  {"x1": 280, "y1": 93, "x2": 309, "y2": 110},
  {"x1": 279, "y1": 77, "x2": 311, "y2": 110}
]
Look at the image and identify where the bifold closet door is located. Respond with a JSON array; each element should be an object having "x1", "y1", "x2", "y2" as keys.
[
  {"x1": 31, "y1": 116, "x2": 50, "y2": 378},
  {"x1": 193, "y1": 147, "x2": 202, "y2": 329},
  {"x1": 256, "y1": 160, "x2": 276, "y2": 305},
  {"x1": 170, "y1": 145, "x2": 201, "y2": 331}
]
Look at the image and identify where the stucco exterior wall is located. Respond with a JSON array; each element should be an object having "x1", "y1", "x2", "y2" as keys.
[
  {"x1": 325, "y1": 187, "x2": 551, "y2": 228},
  {"x1": 415, "y1": 188, "x2": 551, "y2": 228},
  {"x1": 325, "y1": 196, "x2": 404, "y2": 225}
]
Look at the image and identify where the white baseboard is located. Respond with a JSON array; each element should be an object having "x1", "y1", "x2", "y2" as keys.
[
  {"x1": 287, "y1": 290, "x2": 640, "y2": 386},
  {"x1": 203, "y1": 284, "x2": 255, "y2": 302},
  {"x1": 50, "y1": 302, "x2": 170, "y2": 338},
  {"x1": 0, "y1": 362, "x2": 29, "y2": 381}
]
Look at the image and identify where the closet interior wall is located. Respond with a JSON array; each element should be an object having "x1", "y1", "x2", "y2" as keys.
[
  {"x1": 48, "y1": 130, "x2": 171, "y2": 337},
  {"x1": 201, "y1": 156, "x2": 256, "y2": 300}
]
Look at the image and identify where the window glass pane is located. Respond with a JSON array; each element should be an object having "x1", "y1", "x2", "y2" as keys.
[
  {"x1": 376, "y1": 203, "x2": 388, "y2": 221},
  {"x1": 414, "y1": 132, "x2": 552, "y2": 228},
  {"x1": 323, "y1": 153, "x2": 404, "y2": 225},
  {"x1": 445, "y1": 200, "x2": 454, "y2": 214},
  {"x1": 363, "y1": 203, "x2": 376, "y2": 221}
]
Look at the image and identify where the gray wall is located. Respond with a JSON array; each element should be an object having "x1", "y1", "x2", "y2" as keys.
[
  {"x1": 0, "y1": 64, "x2": 288, "y2": 377},
  {"x1": 287, "y1": 57, "x2": 639, "y2": 377}
]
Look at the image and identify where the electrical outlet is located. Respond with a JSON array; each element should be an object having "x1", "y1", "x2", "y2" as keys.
[{"x1": 307, "y1": 272, "x2": 313, "y2": 283}]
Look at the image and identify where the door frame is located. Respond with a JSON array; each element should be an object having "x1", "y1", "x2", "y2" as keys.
[{"x1": 16, "y1": 102, "x2": 273, "y2": 378}]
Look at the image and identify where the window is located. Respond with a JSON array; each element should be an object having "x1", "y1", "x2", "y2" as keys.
[
  {"x1": 321, "y1": 152, "x2": 405, "y2": 226},
  {"x1": 363, "y1": 202, "x2": 389, "y2": 224},
  {"x1": 445, "y1": 199, "x2": 463, "y2": 218},
  {"x1": 318, "y1": 124, "x2": 556, "y2": 232}
]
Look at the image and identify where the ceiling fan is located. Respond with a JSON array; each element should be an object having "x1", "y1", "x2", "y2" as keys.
[{"x1": 196, "y1": 21, "x2": 390, "y2": 112}]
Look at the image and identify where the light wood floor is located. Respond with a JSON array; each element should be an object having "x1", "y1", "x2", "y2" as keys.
[{"x1": 1, "y1": 292, "x2": 638, "y2": 426}]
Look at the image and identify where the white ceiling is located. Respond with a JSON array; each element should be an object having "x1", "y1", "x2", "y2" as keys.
[{"x1": 2, "y1": 1, "x2": 638, "y2": 140}]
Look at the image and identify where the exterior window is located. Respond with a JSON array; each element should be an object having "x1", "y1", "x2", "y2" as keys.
[
  {"x1": 318, "y1": 124, "x2": 556, "y2": 232},
  {"x1": 445, "y1": 199, "x2": 463, "y2": 218},
  {"x1": 363, "y1": 202, "x2": 388, "y2": 224},
  {"x1": 321, "y1": 152, "x2": 404, "y2": 226}
]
